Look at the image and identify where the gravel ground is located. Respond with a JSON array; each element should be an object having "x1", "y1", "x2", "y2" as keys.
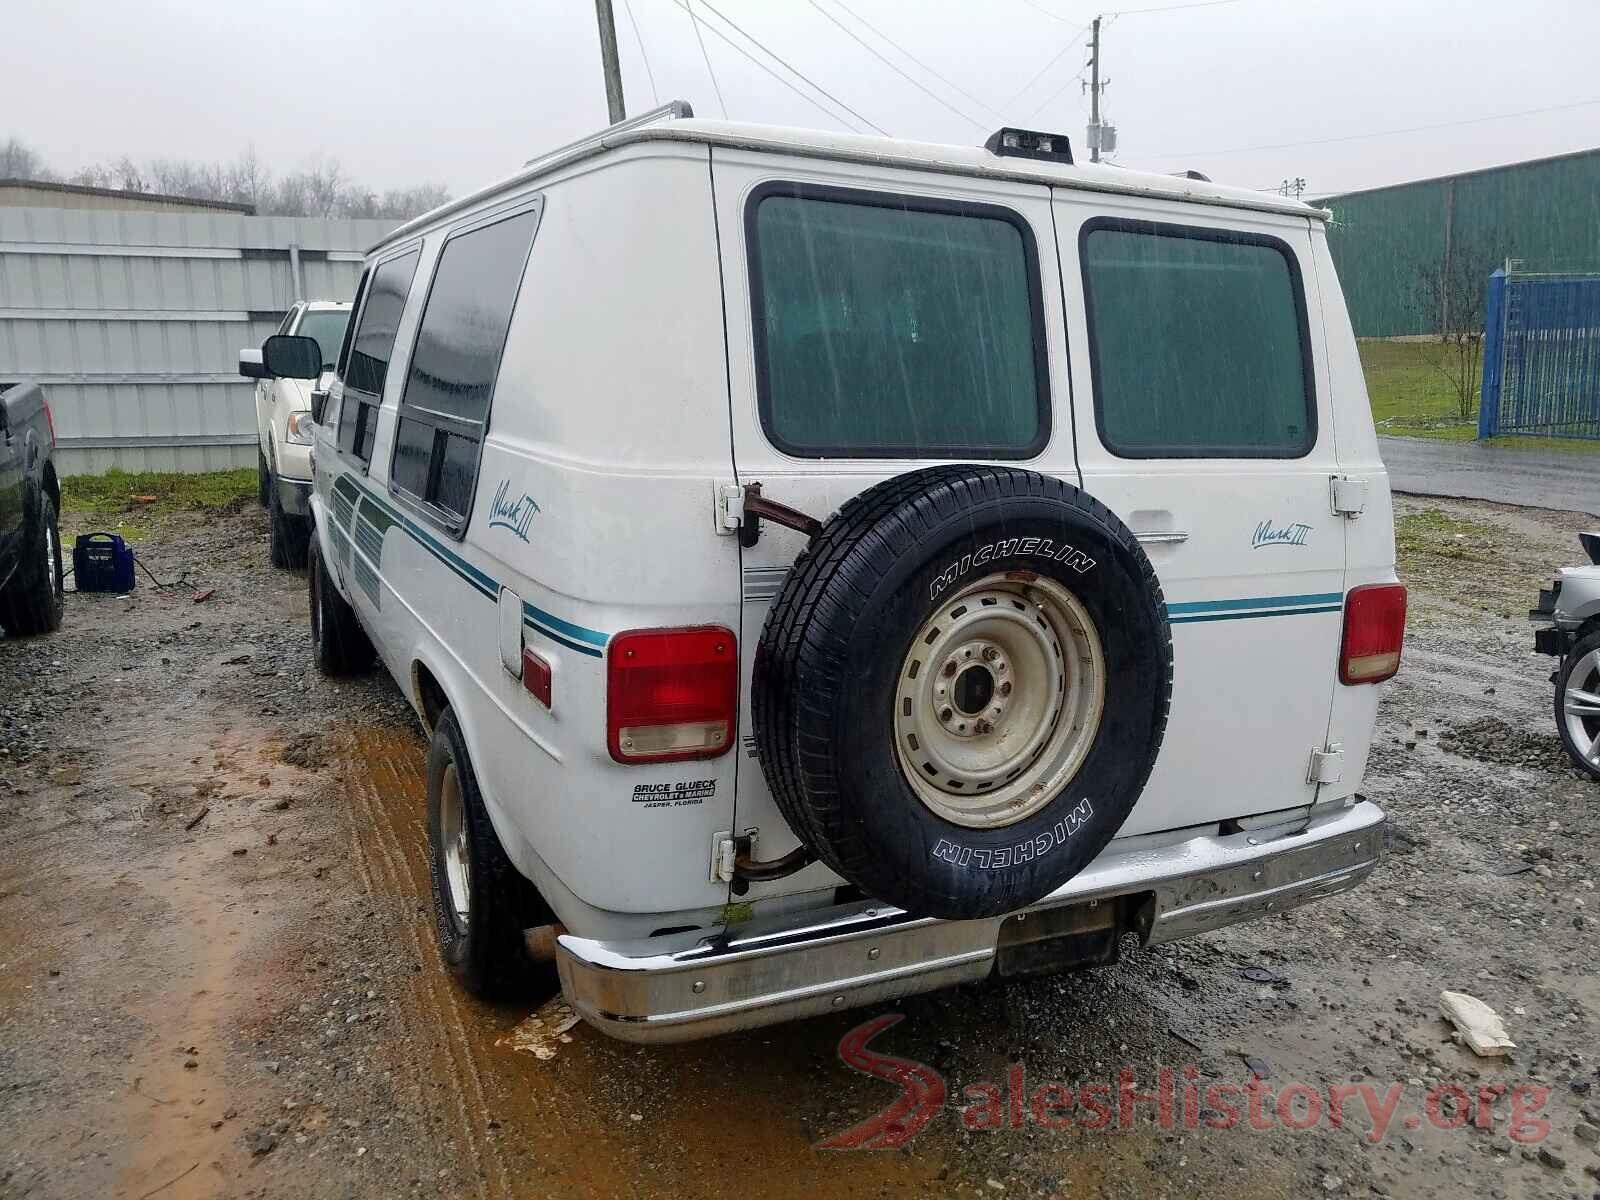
[{"x1": 0, "y1": 492, "x2": 1596, "y2": 1200}]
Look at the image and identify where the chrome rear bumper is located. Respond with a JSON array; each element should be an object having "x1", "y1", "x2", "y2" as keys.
[{"x1": 556, "y1": 799, "x2": 1385, "y2": 1043}]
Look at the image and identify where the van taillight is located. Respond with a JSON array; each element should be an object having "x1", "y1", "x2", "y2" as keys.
[
  {"x1": 1339, "y1": 583, "x2": 1407, "y2": 685},
  {"x1": 606, "y1": 627, "x2": 737, "y2": 763}
]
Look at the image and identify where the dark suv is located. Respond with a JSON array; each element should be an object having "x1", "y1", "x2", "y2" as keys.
[{"x1": 0, "y1": 382, "x2": 64, "y2": 637}]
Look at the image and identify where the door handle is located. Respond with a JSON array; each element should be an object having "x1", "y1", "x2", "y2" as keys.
[{"x1": 1134, "y1": 530, "x2": 1189, "y2": 545}]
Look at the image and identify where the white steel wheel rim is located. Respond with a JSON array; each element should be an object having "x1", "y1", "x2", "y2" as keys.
[
  {"x1": 893, "y1": 573, "x2": 1106, "y2": 829},
  {"x1": 1563, "y1": 648, "x2": 1600, "y2": 765},
  {"x1": 439, "y1": 763, "x2": 472, "y2": 928}
]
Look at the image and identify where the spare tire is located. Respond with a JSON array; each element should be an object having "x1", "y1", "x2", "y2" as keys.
[{"x1": 752, "y1": 465, "x2": 1172, "y2": 921}]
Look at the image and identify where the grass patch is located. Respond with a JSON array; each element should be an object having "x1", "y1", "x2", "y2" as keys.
[
  {"x1": 1394, "y1": 506, "x2": 1500, "y2": 564},
  {"x1": 1359, "y1": 339, "x2": 1479, "y2": 441},
  {"x1": 61, "y1": 468, "x2": 256, "y2": 521}
]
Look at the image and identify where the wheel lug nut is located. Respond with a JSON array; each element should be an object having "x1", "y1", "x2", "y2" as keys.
[
  {"x1": 942, "y1": 661, "x2": 957, "y2": 677},
  {"x1": 999, "y1": 681, "x2": 1013, "y2": 696},
  {"x1": 982, "y1": 646, "x2": 998, "y2": 662},
  {"x1": 940, "y1": 707, "x2": 953, "y2": 722}
]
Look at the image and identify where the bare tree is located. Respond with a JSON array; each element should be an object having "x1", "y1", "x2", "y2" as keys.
[
  {"x1": 0, "y1": 137, "x2": 50, "y2": 179},
  {"x1": 1411, "y1": 232, "x2": 1505, "y2": 423}
]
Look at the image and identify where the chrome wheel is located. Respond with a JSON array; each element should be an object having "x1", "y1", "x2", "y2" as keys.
[
  {"x1": 439, "y1": 763, "x2": 472, "y2": 928},
  {"x1": 893, "y1": 573, "x2": 1106, "y2": 829},
  {"x1": 43, "y1": 520, "x2": 57, "y2": 592},
  {"x1": 1562, "y1": 648, "x2": 1600, "y2": 766}
]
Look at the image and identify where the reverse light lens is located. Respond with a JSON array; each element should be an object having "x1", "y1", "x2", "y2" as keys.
[
  {"x1": 285, "y1": 411, "x2": 315, "y2": 445},
  {"x1": 606, "y1": 627, "x2": 737, "y2": 764},
  {"x1": 1339, "y1": 583, "x2": 1407, "y2": 685}
]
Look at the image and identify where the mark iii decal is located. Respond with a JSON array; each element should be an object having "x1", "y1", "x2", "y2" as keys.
[
  {"x1": 930, "y1": 798, "x2": 1094, "y2": 869},
  {"x1": 488, "y1": 479, "x2": 540, "y2": 542}
]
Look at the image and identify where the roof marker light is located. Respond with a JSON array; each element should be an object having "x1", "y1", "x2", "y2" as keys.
[{"x1": 984, "y1": 127, "x2": 1075, "y2": 165}]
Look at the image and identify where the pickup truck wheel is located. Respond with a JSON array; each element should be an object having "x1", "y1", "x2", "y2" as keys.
[
  {"x1": 308, "y1": 535, "x2": 373, "y2": 675},
  {"x1": 753, "y1": 465, "x2": 1173, "y2": 921},
  {"x1": 0, "y1": 489, "x2": 64, "y2": 638},
  {"x1": 257, "y1": 449, "x2": 270, "y2": 507},
  {"x1": 426, "y1": 708, "x2": 553, "y2": 997},
  {"x1": 1555, "y1": 630, "x2": 1600, "y2": 781},
  {"x1": 268, "y1": 475, "x2": 310, "y2": 569}
]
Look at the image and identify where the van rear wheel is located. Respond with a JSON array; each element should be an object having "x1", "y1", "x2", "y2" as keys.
[{"x1": 426, "y1": 708, "x2": 554, "y2": 997}]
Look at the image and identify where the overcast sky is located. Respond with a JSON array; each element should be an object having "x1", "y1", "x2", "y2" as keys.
[{"x1": 12, "y1": 0, "x2": 1599, "y2": 199}]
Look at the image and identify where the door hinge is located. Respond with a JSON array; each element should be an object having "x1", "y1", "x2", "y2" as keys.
[
  {"x1": 714, "y1": 482, "x2": 744, "y2": 537},
  {"x1": 710, "y1": 828, "x2": 758, "y2": 883},
  {"x1": 1330, "y1": 476, "x2": 1368, "y2": 518},
  {"x1": 1307, "y1": 743, "x2": 1345, "y2": 785}
]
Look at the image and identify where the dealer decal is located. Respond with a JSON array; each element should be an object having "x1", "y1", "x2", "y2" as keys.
[
  {"x1": 632, "y1": 779, "x2": 717, "y2": 808},
  {"x1": 930, "y1": 539, "x2": 1095, "y2": 601},
  {"x1": 931, "y1": 798, "x2": 1093, "y2": 869},
  {"x1": 1251, "y1": 519, "x2": 1312, "y2": 549},
  {"x1": 488, "y1": 479, "x2": 540, "y2": 542}
]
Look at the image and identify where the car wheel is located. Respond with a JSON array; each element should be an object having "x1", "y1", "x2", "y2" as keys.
[
  {"x1": 258, "y1": 448, "x2": 271, "y2": 507},
  {"x1": 752, "y1": 465, "x2": 1172, "y2": 921},
  {"x1": 308, "y1": 535, "x2": 373, "y2": 676},
  {"x1": 426, "y1": 707, "x2": 555, "y2": 998},
  {"x1": 0, "y1": 488, "x2": 65, "y2": 638},
  {"x1": 1555, "y1": 629, "x2": 1600, "y2": 780},
  {"x1": 268, "y1": 472, "x2": 309, "y2": 569}
]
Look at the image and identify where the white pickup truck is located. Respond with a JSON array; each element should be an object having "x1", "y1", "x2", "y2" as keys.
[{"x1": 240, "y1": 301, "x2": 351, "y2": 567}]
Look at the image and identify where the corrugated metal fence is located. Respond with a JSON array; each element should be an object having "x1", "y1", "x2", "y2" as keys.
[
  {"x1": 0, "y1": 206, "x2": 395, "y2": 474},
  {"x1": 1479, "y1": 269, "x2": 1600, "y2": 439}
]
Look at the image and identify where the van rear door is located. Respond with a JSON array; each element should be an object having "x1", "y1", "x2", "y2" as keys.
[
  {"x1": 711, "y1": 150, "x2": 1074, "y2": 904},
  {"x1": 1053, "y1": 194, "x2": 1345, "y2": 835}
]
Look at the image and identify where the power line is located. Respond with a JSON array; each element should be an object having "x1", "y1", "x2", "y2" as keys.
[
  {"x1": 681, "y1": 0, "x2": 729, "y2": 119},
  {"x1": 1134, "y1": 97, "x2": 1600, "y2": 160},
  {"x1": 1002, "y1": 22, "x2": 1094, "y2": 109},
  {"x1": 1105, "y1": 0, "x2": 1245, "y2": 15},
  {"x1": 684, "y1": 0, "x2": 890, "y2": 135},
  {"x1": 621, "y1": 0, "x2": 660, "y2": 106},
  {"x1": 828, "y1": 0, "x2": 1006, "y2": 120},
  {"x1": 1015, "y1": 0, "x2": 1083, "y2": 23},
  {"x1": 807, "y1": 0, "x2": 989, "y2": 132}
]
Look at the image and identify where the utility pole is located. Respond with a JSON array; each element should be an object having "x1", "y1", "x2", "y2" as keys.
[
  {"x1": 1088, "y1": 16, "x2": 1102, "y2": 162},
  {"x1": 595, "y1": 0, "x2": 626, "y2": 126}
]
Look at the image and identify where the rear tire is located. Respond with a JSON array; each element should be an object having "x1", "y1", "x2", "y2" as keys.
[
  {"x1": 426, "y1": 708, "x2": 553, "y2": 998},
  {"x1": 308, "y1": 534, "x2": 373, "y2": 675},
  {"x1": 0, "y1": 489, "x2": 64, "y2": 638},
  {"x1": 1555, "y1": 630, "x2": 1600, "y2": 781},
  {"x1": 268, "y1": 473, "x2": 309, "y2": 569}
]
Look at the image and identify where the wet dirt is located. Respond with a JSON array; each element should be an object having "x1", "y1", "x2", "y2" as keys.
[{"x1": 1, "y1": 493, "x2": 1597, "y2": 1199}]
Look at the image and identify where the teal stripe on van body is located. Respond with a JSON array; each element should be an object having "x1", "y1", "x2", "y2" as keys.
[
  {"x1": 1166, "y1": 592, "x2": 1342, "y2": 615},
  {"x1": 337, "y1": 473, "x2": 611, "y2": 653},
  {"x1": 1168, "y1": 603, "x2": 1342, "y2": 625}
]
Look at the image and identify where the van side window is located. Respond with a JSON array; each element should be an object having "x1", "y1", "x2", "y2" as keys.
[
  {"x1": 747, "y1": 184, "x2": 1049, "y2": 459},
  {"x1": 1080, "y1": 220, "x2": 1314, "y2": 458},
  {"x1": 337, "y1": 248, "x2": 421, "y2": 466},
  {"x1": 389, "y1": 206, "x2": 539, "y2": 532}
]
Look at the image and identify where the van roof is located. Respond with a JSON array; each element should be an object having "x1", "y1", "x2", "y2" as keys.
[{"x1": 374, "y1": 106, "x2": 1326, "y2": 255}]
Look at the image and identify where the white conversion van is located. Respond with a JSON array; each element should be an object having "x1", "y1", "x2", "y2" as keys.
[{"x1": 258, "y1": 103, "x2": 1405, "y2": 1043}]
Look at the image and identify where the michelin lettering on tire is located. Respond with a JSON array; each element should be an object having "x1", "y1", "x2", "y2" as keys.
[
  {"x1": 929, "y1": 537, "x2": 1096, "y2": 601},
  {"x1": 930, "y1": 797, "x2": 1095, "y2": 870}
]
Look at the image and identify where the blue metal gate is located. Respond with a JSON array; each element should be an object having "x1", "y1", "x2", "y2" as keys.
[{"x1": 1479, "y1": 269, "x2": 1600, "y2": 439}]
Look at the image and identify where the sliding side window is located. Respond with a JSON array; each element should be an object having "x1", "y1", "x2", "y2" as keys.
[
  {"x1": 389, "y1": 204, "x2": 540, "y2": 534},
  {"x1": 336, "y1": 248, "x2": 421, "y2": 467}
]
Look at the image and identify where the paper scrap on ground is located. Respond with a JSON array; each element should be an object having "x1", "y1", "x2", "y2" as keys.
[{"x1": 496, "y1": 997, "x2": 583, "y2": 1060}]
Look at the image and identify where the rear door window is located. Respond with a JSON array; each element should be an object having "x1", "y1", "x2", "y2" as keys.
[
  {"x1": 1080, "y1": 219, "x2": 1313, "y2": 458},
  {"x1": 337, "y1": 248, "x2": 420, "y2": 466},
  {"x1": 389, "y1": 202, "x2": 540, "y2": 534},
  {"x1": 747, "y1": 184, "x2": 1049, "y2": 459}
]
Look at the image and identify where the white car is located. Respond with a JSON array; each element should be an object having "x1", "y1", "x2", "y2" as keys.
[
  {"x1": 240, "y1": 301, "x2": 351, "y2": 566},
  {"x1": 260, "y1": 103, "x2": 1405, "y2": 1042}
]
